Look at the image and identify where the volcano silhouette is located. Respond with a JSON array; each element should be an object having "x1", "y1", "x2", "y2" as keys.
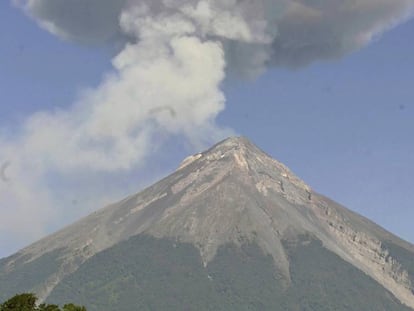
[{"x1": 1, "y1": 137, "x2": 413, "y2": 310}]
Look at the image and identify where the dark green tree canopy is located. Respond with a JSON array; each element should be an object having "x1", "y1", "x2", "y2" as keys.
[{"x1": 0, "y1": 294, "x2": 86, "y2": 311}]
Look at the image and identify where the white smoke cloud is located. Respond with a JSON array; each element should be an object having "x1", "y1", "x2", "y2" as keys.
[{"x1": 1, "y1": 0, "x2": 413, "y2": 256}]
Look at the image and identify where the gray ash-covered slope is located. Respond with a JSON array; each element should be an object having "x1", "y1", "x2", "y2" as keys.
[{"x1": 1, "y1": 137, "x2": 414, "y2": 310}]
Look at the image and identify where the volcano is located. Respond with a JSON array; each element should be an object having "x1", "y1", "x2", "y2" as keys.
[{"x1": 1, "y1": 137, "x2": 413, "y2": 310}]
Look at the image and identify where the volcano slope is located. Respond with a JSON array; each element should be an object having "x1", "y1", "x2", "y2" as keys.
[{"x1": 1, "y1": 137, "x2": 413, "y2": 310}]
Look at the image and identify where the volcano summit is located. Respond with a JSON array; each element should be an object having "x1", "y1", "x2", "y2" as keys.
[{"x1": 1, "y1": 137, "x2": 413, "y2": 310}]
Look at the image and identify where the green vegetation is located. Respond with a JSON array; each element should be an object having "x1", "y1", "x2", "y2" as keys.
[
  {"x1": 283, "y1": 236, "x2": 412, "y2": 311},
  {"x1": 47, "y1": 234, "x2": 412, "y2": 311},
  {"x1": 0, "y1": 250, "x2": 63, "y2": 302},
  {"x1": 0, "y1": 293, "x2": 85, "y2": 311},
  {"x1": 48, "y1": 236, "x2": 221, "y2": 311}
]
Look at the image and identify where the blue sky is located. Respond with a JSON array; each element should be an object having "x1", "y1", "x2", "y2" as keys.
[
  {"x1": 221, "y1": 21, "x2": 414, "y2": 244},
  {"x1": 0, "y1": 1, "x2": 413, "y2": 257}
]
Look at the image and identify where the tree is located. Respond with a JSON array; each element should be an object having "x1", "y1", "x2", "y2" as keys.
[
  {"x1": 38, "y1": 304, "x2": 60, "y2": 311},
  {"x1": 0, "y1": 293, "x2": 37, "y2": 311},
  {"x1": 0, "y1": 294, "x2": 86, "y2": 311},
  {"x1": 62, "y1": 304, "x2": 86, "y2": 311}
]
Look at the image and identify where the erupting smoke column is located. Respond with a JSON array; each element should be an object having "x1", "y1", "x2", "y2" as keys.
[{"x1": 1, "y1": 0, "x2": 414, "y2": 252}]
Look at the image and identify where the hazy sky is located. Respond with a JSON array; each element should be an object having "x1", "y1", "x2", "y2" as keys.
[{"x1": 0, "y1": 0, "x2": 413, "y2": 258}]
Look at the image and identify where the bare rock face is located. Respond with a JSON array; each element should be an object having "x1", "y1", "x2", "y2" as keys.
[{"x1": 1, "y1": 137, "x2": 413, "y2": 308}]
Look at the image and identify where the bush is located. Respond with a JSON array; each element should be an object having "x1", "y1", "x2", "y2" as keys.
[{"x1": 0, "y1": 294, "x2": 86, "y2": 311}]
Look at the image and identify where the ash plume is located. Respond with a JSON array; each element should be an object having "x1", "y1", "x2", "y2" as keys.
[
  {"x1": 17, "y1": 0, "x2": 414, "y2": 70},
  {"x1": 1, "y1": 0, "x2": 413, "y2": 255}
]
